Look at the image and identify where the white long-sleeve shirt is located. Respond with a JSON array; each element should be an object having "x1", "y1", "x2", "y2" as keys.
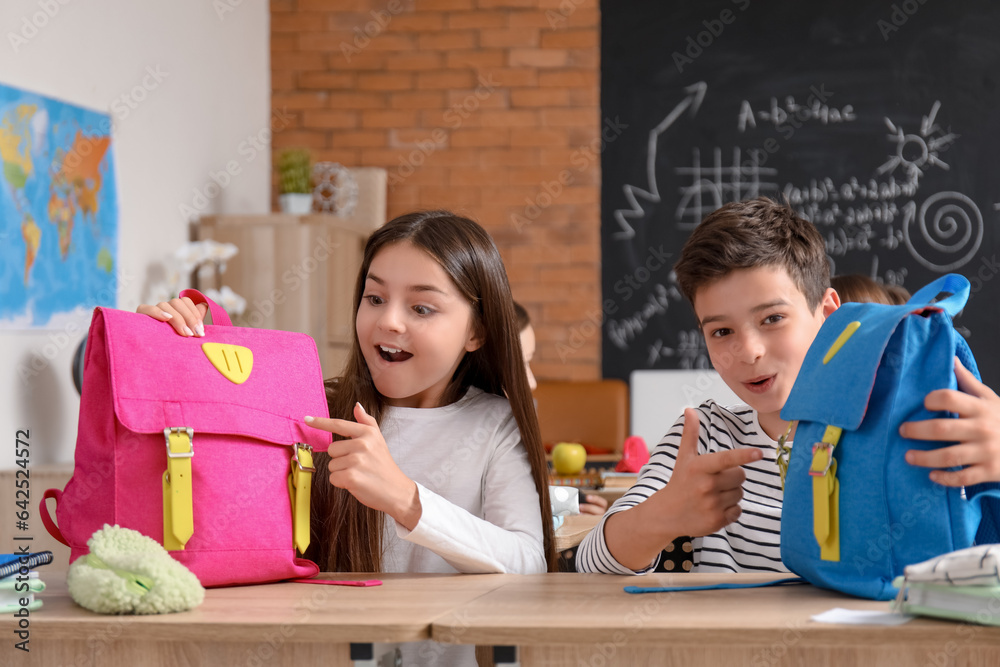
[
  {"x1": 577, "y1": 400, "x2": 790, "y2": 574},
  {"x1": 377, "y1": 386, "x2": 545, "y2": 667},
  {"x1": 380, "y1": 386, "x2": 546, "y2": 575}
]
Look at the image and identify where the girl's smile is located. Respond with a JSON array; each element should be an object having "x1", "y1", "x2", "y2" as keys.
[{"x1": 377, "y1": 344, "x2": 413, "y2": 362}]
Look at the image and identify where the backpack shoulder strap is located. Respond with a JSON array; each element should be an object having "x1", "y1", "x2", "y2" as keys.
[{"x1": 625, "y1": 577, "x2": 806, "y2": 594}]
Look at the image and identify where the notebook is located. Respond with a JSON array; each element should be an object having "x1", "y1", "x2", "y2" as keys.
[
  {"x1": 0, "y1": 551, "x2": 53, "y2": 580},
  {"x1": 0, "y1": 571, "x2": 44, "y2": 613},
  {"x1": 892, "y1": 544, "x2": 1000, "y2": 625}
]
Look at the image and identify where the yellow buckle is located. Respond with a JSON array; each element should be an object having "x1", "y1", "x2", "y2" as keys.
[
  {"x1": 292, "y1": 442, "x2": 316, "y2": 473},
  {"x1": 162, "y1": 428, "x2": 194, "y2": 551},
  {"x1": 809, "y1": 442, "x2": 834, "y2": 477},
  {"x1": 809, "y1": 425, "x2": 842, "y2": 476},
  {"x1": 288, "y1": 443, "x2": 314, "y2": 554},
  {"x1": 164, "y1": 427, "x2": 194, "y2": 461}
]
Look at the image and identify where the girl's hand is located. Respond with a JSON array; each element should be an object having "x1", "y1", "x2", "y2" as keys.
[
  {"x1": 304, "y1": 403, "x2": 422, "y2": 530},
  {"x1": 136, "y1": 297, "x2": 208, "y2": 337},
  {"x1": 902, "y1": 357, "x2": 1000, "y2": 486}
]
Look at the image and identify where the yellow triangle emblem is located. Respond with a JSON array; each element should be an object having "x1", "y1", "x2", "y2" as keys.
[{"x1": 202, "y1": 343, "x2": 253, "y2": 384}]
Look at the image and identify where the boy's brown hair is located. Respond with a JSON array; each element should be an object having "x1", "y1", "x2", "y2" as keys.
[{"x1": 674, "y1": 197, "x2": 830, "y2": 310}]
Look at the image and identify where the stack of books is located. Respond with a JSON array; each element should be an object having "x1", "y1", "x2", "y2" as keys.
[
  {"x1": 0, "y1": 551, "x2": 52, "y2": 613},
  {"x1": 549, "y1": 467, "x2": 603, "y2": 488},
  {"x1": 600, "y1": 470, "x2": 639, "y2": 489}
]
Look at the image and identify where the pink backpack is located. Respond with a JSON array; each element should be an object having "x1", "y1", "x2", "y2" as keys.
[{"x1": 41, "y1": 290, "x2": 331, "y2": 587}]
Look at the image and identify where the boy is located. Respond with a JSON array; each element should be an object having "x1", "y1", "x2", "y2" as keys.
[{"x1": 577, "y1": 197, "x2": 1000, "y2": 574}]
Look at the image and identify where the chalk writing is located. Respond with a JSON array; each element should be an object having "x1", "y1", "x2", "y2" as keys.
[
  {"x1": 606, "y1": 284, "x2": 671, "y2": 351},
  {"x1": 608, "y1": 84, "x2": 987, "y2": 371},
  {"x1": 784, "y1": 175, "x2": 918, "y2": 207},
  {"x1": 738, "y1": 92, "x2": 855, "y2": 132}
]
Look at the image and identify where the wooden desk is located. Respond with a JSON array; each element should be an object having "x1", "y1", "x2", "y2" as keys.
[
  {"x1": 433, "y1": 573, "x2": 1000, "y2": 666},
  {"x1": 0, "y1": 572, "x2": 505, "y2": 667},
  {"x1": 554, "y1": 513, "x2": 601, "y2": 552},
  {"x1": 9, "y1": 572, "x2": 999, "y2": 666}
]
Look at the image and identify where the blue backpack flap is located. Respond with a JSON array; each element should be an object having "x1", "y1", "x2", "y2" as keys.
[{"x1": 780, "y1": 274, "x2": 1000, "y2": 601}]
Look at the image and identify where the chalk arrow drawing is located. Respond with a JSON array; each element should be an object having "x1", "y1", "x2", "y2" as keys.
[{"x1": 612, "y1": 81, "x2": 707, "y2": 240}]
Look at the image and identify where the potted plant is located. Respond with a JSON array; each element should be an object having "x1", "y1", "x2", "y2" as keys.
[{"x1": 277, "y1": 149, "x2": 313, "y2": 214}]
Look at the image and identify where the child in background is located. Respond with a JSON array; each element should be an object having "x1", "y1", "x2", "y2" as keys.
[
  {"x1": 140, "y1": 211, "x2": 555, "y2": 667},
  {"x1": 830, "y1": 273, "x2": 911, "y2": 305},
  {"x1": 513, "y1": 301, "x2": 539, "y2": 392},
  {"x1": 830, "y1": 274, "x2": 892, "y2": 304},
  {"x1": 513, "y1": 301, "x2": 608, "y2": 516},
  {"x1": 883, "y1": 282, "x2": 912, "y2": 305},
  {"x1": 577, "y1": 197, "x2": 1000, "y2": 576}
]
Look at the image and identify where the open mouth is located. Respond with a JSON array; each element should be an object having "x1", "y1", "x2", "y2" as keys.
[
  {"x1": 744, "y1": 375, "x2": 774, "y2": 393},
  {"x1": 378, "y1": 344, "x2": 413, "y2": 362}
]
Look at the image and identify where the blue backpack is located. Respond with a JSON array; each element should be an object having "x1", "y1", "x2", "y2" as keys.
[{"x1": 780, "y1": 274, "x2": 1000, "y2": 600}]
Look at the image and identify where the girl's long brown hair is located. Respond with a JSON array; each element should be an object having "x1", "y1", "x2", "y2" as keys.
[{"x1": 306, "y1": 210, "x2": 556, "y2": 573}]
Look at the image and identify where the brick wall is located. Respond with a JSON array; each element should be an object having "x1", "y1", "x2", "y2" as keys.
[{"x1": 271, "y1": 0, "x2": 601, "y2": 381}]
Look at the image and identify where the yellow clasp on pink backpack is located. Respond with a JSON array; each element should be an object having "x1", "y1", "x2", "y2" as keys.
[{"x1": 163, "y1": 427, "x2": 194, "y2": 551}]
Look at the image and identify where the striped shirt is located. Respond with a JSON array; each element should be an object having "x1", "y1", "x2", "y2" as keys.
[{"x1": 577, "y1": 400, "x2": 791, "y2": 574}]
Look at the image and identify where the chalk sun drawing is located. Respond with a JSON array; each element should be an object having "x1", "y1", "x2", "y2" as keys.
[{"x1": 878, "y1": 101, "x2": 958, "y2": 182}]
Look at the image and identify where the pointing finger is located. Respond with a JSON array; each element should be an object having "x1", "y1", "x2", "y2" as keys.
[
  {"x1": 304, "y1": 416, "x2": 368, "y2": 438},
  {"x1": 674, "y1": 408, "x2": 702, "y2": 465},
  {"x1": 699, "y1": 446, "x2": 763, "y2": 475},
  {"x1": 353, "y1": 402, "x2": 378, "y2": 427}
]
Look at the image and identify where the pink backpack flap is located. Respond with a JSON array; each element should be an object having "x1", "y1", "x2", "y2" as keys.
[{"x1": 41, "y1": 290, "x2": 332, "y2": 587}]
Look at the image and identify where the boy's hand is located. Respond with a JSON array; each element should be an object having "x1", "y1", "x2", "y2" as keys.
[
  {"x1": 304, "y1": 403, "x2": 422, "y2": 530},
  {"x1": 902, "y1": 357, "x2": 1000, "y2": 486},
  {"x1": 654, "y1": 408, "x2": 763, "y2": 537},
  {"x1": 137, "y1": 297, "x2": 208, "y2": 337},
  {"x1": 604, "y1": 408, "x2": 762, "y2": 570}
]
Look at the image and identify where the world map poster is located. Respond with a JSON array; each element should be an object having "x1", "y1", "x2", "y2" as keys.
[{"x1": 0, "y1": 82, "x2": 118, "y2": 328}]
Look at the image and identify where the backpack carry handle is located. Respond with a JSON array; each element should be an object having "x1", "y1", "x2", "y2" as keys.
[
  {"x1": 40, "y1": 488, "x2": 70, "y2": 547},
  {"x1": 905, "y1": 274, "x2": 970, "y2": 318},
  {"x1": 179, "y1": 288, "x2": 232, "y2": 327}
]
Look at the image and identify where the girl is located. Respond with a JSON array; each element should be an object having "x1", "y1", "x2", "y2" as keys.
[{"x1": 139, "y1": 210, "x2": 555, "y2": 579}]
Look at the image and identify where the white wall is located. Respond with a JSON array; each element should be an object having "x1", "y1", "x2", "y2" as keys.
[
  {"x1": 629, "y1": 370, "x2": 741, "y2": 449},
  {"x1": 0, "y1": 0, "x2": 271, "y2": 467}
]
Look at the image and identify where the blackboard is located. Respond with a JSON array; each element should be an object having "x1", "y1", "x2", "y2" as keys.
[{"x1": 600, "y1": 0, "x2": 1000, "y2": 390}]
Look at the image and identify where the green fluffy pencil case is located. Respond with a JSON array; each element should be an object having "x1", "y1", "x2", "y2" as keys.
[{"x1": 67, "y1": 524, "x2": 205, "y2": 614}]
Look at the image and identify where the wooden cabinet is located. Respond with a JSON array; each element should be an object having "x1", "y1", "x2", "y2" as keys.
[{"x1": 197, "y1": 168, "x2": 386, "y2": 377}]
